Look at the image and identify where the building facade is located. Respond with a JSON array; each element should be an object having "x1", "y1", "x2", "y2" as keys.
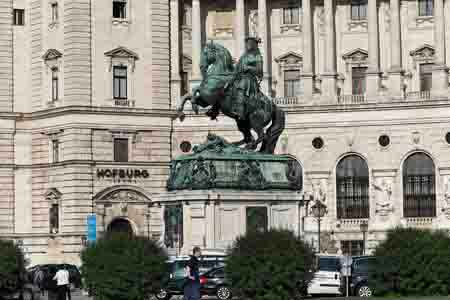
[
  {"x1": 0, "y1": 0, "x2": 171, "y2": 265},
  {"x1": 2, "y1": 0, "x2": 450, "y2": 266},
  {"x1": 170, "y1": 0, "x2": 450, "y2": 256}
]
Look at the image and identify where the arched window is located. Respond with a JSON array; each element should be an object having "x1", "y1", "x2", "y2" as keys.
[
  {"x1": 403, "y1": 153, "x2": 436, "y2": 217},
  {"x1": 336, "y1": 155, "x2": 369, "y2": 219}
]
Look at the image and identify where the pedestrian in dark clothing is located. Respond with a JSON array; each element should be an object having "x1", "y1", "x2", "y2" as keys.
[{"x1": 183, "y1": 247, "x2": 202, "y2": 300}]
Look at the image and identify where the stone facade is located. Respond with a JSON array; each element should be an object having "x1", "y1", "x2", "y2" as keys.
[
  {"x1": 1, "y1": 0, "x2": 171, "y2": 266},
  {"x1": 171, "y1": 0, "x2": 450, "y2": 255}
]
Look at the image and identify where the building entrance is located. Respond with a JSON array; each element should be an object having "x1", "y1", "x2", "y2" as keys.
[{"x1": 107, "y1": 218, "x2": 134, "y2": 236}]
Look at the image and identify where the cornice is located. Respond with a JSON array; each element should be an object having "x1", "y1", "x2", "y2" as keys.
[{"x1": 6, "y1": 160, "x2": 171, "y2": 169}]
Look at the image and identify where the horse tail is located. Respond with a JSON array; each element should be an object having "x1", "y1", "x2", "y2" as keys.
[{"x1": 261, "y1": 102, "x2": 286, "y2": 154}]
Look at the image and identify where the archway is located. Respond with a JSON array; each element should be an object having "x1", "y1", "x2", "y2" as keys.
[{"x1": 107, "y1": 218, "x2": 134, "y2": 236}]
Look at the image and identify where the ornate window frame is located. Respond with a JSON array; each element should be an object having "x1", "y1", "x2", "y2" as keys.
[
  {"x1": 181, "y1": 3, "x2": 192, "y2": 40},
  {"x1": 48, "y1": 1, "x2": 59, "y2": 29},
  {"x1": 105, "y1": 46, "x2": 139, "y2": 106},
  {"x1": 342, "y1": 48, "x2": 369, "y2": 95},
  {"x1": 45, "y1": 129, "x2": 64, "y2": 164},
  {"x1": 409, "y1": 44, "x2": 435, "y2": 92},
  {"x1": 275, "y1": 52, "x2": 303, "y2": 97},
  {"x1": 110, "y1": 130, "x2": 137, "y2": 162},
  {"x1": 416, "y1": 0, "x2": 434, "y2": 26},
  {"x1": 42, "y1": 49, "x2": 63, "y2": 107},
  {"x1": 347, "y1": 0, "x2": 368, "y2": 32},
  {"x1": 182, "y1": 54, "x2": 192, "y2": 95}
]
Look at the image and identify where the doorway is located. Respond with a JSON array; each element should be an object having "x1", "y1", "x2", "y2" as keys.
[{"x1": 107, "y1": 218, "x2": 134, "y2": 237}]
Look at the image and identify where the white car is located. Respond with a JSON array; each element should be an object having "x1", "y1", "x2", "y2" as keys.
[{"x1": 307, "y1": 255, "x2": 342, "y2": 296}]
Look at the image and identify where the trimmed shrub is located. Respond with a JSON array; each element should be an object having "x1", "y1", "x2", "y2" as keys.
[
  {"x1": 370, "y1": 227, "x2": 450, "y2": 296},
  {"x1": 225, "y1": 228, "x2": 315, "y2": 300},
  {"x1": 0, "y1": 239, "x2": 26, "y2": 294},
  {"x1": 80, "y1": 234, "x2": 168, "y2": 300}
]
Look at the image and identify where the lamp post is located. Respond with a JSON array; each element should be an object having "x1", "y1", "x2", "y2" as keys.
[
  {"x1": 299, "y1": 194, "x2": 313, "y2": 238},
  {"x1": 311, "y1": 200, "x2": 328, "y2": 253},
  {"x1": 360, "y1": 221, "x2": 368, "y2": 255}
]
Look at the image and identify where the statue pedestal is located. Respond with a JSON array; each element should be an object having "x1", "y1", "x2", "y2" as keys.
[{"x1": 154, "y1": 190, "x2": 302, "y2": 256}]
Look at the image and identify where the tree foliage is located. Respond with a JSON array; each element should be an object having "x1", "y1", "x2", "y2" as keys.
[
  {"x1": 225, "y1": 229, "x2": 315, "y2": 300},
  {"x1": 80, "y1": 234, "x2": 168, "y2": 300},
  {"x1": 0, "y1": 239, "x2": 26, "y2": 294},
  {"x1": 370, "y1": 227, "x2": 450, "y2": 296}
]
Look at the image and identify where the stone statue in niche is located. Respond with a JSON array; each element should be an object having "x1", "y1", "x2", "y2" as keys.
[
  {"x1": 372, "y1": 178, "x2": 393, "y2": 216},
  {"x1": 248, "y1": 10, "x2": 258, "y2": 37},
  {"x1": 311, "y1": 179, "x2": 327, "y2": 203},
  {"x1": 444, "y1": 176, "x2": 450, "y2": 206}
]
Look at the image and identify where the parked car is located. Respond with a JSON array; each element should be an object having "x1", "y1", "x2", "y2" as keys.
[
  {"x1": 340, "y1": 255, "x2": 375, "y2": 297},
  {"x1": 199, "y1": 267, "x2": 232, "y2": 300},
  {"x1": 155, "y1": 252, "x2": 226, "y2": 300},
  {"x1": 307, "y1": 255, "x2": 342, "y2": 296}
]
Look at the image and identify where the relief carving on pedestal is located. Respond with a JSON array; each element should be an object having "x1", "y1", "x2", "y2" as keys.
[{"x1": 372, "y1": 178, "x2": 393, "y2": 216}]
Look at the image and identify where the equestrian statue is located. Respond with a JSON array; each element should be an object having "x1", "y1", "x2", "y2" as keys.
[{"x1": 173, "y1": 37, "x2": 285, "y2": 154}]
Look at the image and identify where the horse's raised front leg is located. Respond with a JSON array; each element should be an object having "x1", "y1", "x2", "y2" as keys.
[{"x1": 173, "y1": 93, "x2": 192, "y2": 121}]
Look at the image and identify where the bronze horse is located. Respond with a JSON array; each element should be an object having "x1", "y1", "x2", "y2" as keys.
[{"x1": 174, "y1": 42, "x2": 285, "y2": 154}]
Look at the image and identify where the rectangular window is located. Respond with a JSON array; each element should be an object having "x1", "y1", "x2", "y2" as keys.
[
  {"x1": 418, "y1": 0, "x2": 433, "y2": 16},
  {"x1": 284, "y1": 70, "x2": 301, "y2": 97},
  {"x1": 420, "y1": 63, "x2": 433, "y2": 92},
  {"x1": 113, "y1": 66, "x2": 127, "y2": 99},
  {"x1": 52, "y1": 139, "x2": 59, "y2": 163},
  {"x1": 352, "y1": 67, "x2": 367, "y2": 95},
  {"x1": 283, "y1": 6, "x2": 300, "y2": 24},
  {"x1": 246, "y1": 207, "x2": 268, "y2": 233},
  {"x1": 113, "y1": 0, "x2": 127, "y2": 19},
  {"x1": 181, "y1": 71, "x2": 189, "y2": 96},
  {"x1": 114, "y1": 138, "x2": 129, "y2": 162},
  {"x1": 51, "y1": 3, "x2": 58, "y2": 22},
  {"x1": 182, "y1": 8, "x2": 189, "y2": 26},
  {"x1": 341, "y1": 240, "x2": 363, "y2": 256},
  {"x1": 13, "y1": 9, "x2": 25, "y2": 26},
  {"x1": 52, "y1": 68, "x2": 58, "y2": 101},
  {"x1": 351, "y1": 0, "x2": 367, "y2": 20},
  {"x1": 49, "y1": 203, "x2": 59, "y2": 234}
]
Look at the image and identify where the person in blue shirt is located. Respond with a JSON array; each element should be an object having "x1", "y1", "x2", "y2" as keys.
[{"x1": 183, "y1": 247, "x2": 202, "y2": 300}]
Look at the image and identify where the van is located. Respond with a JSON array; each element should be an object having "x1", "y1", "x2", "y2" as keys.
[{"x1": 307, "y1": 255, "x2": 342, "y2": 296}]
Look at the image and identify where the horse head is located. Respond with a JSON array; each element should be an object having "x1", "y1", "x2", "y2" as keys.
[{"x1": 201, "y1": 41, "x2": 234, "y2": 77}]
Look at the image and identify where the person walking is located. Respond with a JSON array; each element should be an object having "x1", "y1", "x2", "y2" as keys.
[
  {"x1": 183, "y1": 247, "x2": 202, "y2": 300},
  {"x1": 53, "y1": 265, "x2": 70, "y2": 300}
]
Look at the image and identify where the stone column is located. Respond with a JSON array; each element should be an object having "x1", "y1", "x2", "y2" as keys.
[
  {"x1": 191, "y1": 0, "x2": 202, "y2": 86},
  {"x1": 432, "y1": 0, "x2": 449, "y2": 97},
  {"x1": 321, "y1": 0, "x2": 338, "y2": 99},
  {"x1": 258, "y1": 0, "x2": 271, "y2": 94},
  {"x1": 236, "y1": 0, "x2": 246, "y2": 56},
  {"x1": 302, "y1": 0, "x2": 314, "y2": 97},
  {"x1": 388, "y1": 0, "x2": 403, "y2": 98},
  {"x1": 366, "y1": 0, "x2": 381, "y2": 97},
  {"x1": 170, "y1": 0, "x2": 182, "y2": 106}
]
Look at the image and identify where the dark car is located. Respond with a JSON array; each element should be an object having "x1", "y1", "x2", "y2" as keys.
[
  {"x1": 340, "y1": 256, "x2": 374, "y2": 297},
  {"x1": 199, "y1": 267, "x2": 231, "y2": 300},
  {"x1": 155, "y1": 255, "x2": 226, "y2": 300}
]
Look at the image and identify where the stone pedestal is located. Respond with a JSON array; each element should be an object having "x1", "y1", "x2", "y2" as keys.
[{"x1": 154, "y1": 190, "x2": 301, "y2": 255}]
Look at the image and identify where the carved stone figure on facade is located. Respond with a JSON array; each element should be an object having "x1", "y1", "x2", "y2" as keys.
[
  {"x1": 311, "y1": 179, "x2": 327, "y2": 203},
  {"x1": 238, "y1": 160, "x2": 265, "y2": 189},
  {"x1": 373, "y1": 178, "x2": 393, "y2": 216}
]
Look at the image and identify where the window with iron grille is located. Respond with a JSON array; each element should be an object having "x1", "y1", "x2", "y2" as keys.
[
  {"x1": 113, "y1": 66, "x2": 127, "y2": 99},
  {"x1": 246, "y1": 207, "x2": 268, "y2": 233},
  {"x1": 283, "y1": 6, "x2": 300, "y2": 24},
  {"x1": 351, "y1": 0, "x2": 367, "y2": 20},
  {"x1": 418, "y1": 0, "x2": 433, "y2": 16},
  {"x1": 13, "y1": 9, "x2": 25, "y2": 26},
  {"x1": 284, "y1": 70, "x2": 301, "y2": 97},
  {"x1": 114, "y1": 138, "x2": 128, "y2": 162},
  {"x1": 164, "y1": 205, "x2": 183, "y2": 249},
  {"x1": 49, "y1": 203, "x2": 59, "y2": 234},
  {"x1": 341, "y1": 240, "x2": 363, "y2": 256},
  {"x1": 403, "y1": 153, "x2": 436, "y2": 218},
  {"x1": 419, "y1": 63, "x2": 433, "y2": 92},
  {"x1": 113, "y1": 0, "x2": 127, "y2": 19},
  {"x1": 336, "y1": 155, "x2": 369, "y2": 219},
  {"x1": 52, "y1": 68, "x2": 59, "y2": 101},
  {"x1": 352, "y1": 67, "x2": 367, "y2": 95}
]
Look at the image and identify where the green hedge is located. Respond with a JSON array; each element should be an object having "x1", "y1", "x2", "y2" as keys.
[
  {"x1": 80, "y1": 234, "x2": 168, "y2": 300},
  {"x1": 225, "y1": 229, "x2": 315, "y2": 300},
  {"x1": 370, "y1": 227, "x2": 450, "y2": 297},
  {"x1": 0, "y1": 239, "x2": 26, "y2": 293}
]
